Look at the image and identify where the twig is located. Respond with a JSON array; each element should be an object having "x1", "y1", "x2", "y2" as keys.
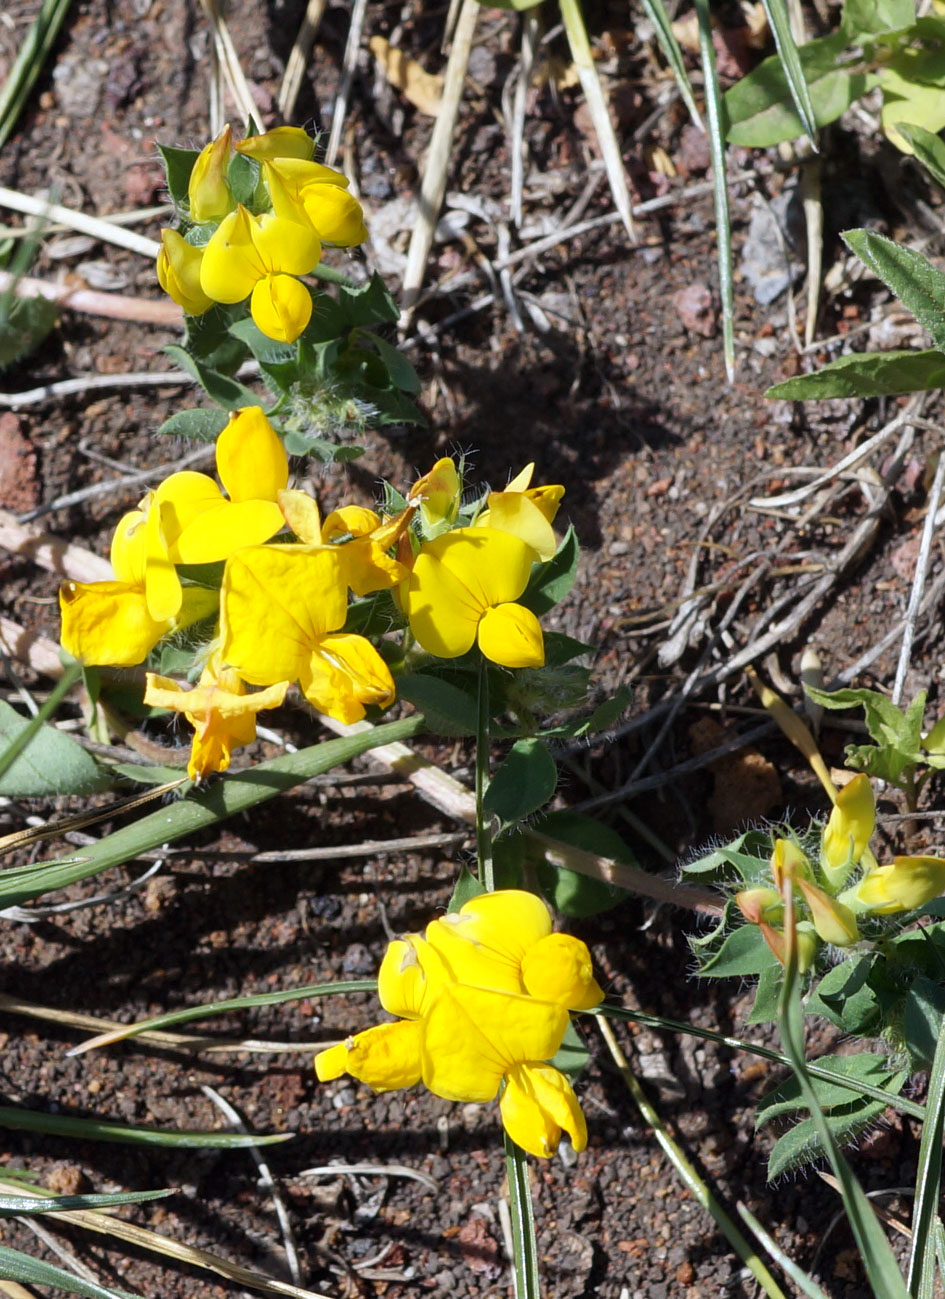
[
  {"x1": 0, "y1": 269, "x2": 180, "y2": 324},
  {"x1": 0, "y1": 363, "x2": 261, "y2": 410},
  {"x1": 198, "y1": 0, "x2": 258, "y2": 128},
  {"x1": 400, "y1": 0, "x2": 479, "y2": 315},
  {"x1": 201, "y1": 1085, "x2": 302, "y2": 1288},
  {"x1": 295, "y1": 1163, "x2": 439, "y2": 1193},
  {"x1": 278, "y1": 0, "x2": 328, "y2": 120},
  {"x1": 509, "y1": 10, "x2": 539, "y2": 229},
  {"x1": 0, "y1": 186, "x2": 161, "y2": 256},
  {"x1": 0, "y1": 508, "x2": 112, "y2": 581},
  {"x1": 325, "y1": 0, "x2": 367, "y2": 167},
  {"x1": 891, "y1": 442, "x2": 945, "y2": 706}
]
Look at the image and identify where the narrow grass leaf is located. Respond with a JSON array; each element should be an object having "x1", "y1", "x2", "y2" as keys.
[
  {"x1": 0, "y1": 661, "x2": 85, "y2": 788},
  {"x1": 504, "y1": 1132, "x2": 540, "y2": 1299},
  {"x1": 0, "y1": 1244, "x2": 140, "y2": 1299},
  {"x1": 0, "y1": 1189, "x2": 173, "y2": 1215},
  {"x1": 638, "y1": 0, "x2": 702, "y2": 126},
  {"x1": 0, "y1": 1105, "x2": 290, "y2": 1148},
  {"x1": 69, "y1": 980, "x2": 377, "y2": 1055},
  {"x1": 906, "y1": 1013, "x2": 945, "y2": 1295},
  {"x1": 0, "y1": 0, "x2": 75, "y2": 148},
  {"x1": 737, "y1": 1203, "x2": 832, "y2": 1299},
  {"x1": 759, "y1": 0, "x2": 818, "y2": 142},
  {"x1": 694, "y1": 0, "x2": 734, "y2": 379}
]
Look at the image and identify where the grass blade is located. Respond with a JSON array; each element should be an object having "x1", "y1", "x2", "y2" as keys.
[
  {"x1": 907, "y1": 1012, "x2": 945, "y2": 1295},
  {"x1": 0, "y1": 1190, "x2": 173, "y2": 1215},
  {"x1": 0, "y1": 1244, "x2": 140, "y2": 1299},
  {"x1": 69, "y1": 979, "x2": 377, "y2": 1055},
  {"x1": 559, "y1": 0, "x2": 635, "y2": 241},
  {"x1": 638, "y1": 0, "x2": 702, "y2": 127},
  {"x1": 0, "y1": 1105, "x2": 290, "y2": 1148},
  {"x1": 693, "y1": 0, "x2": 734, "y2": 379},
  {"x1": 504, "y1": 1132, "x2": 540, "y2": 1298},
  {"x1": 0, "y1": 713, "x2": 424, "y2": 909},
  {"x1": 0, "y1": 661, "x2": 82, "y2": 786},
  {"x1": 759, "y1": 0, "x2": 817, "y2": 143},
  {"x1": 737, "y1": 1202, "x2": 831, "y2": 1299},
  {"x1": 0, "y1": 0, "x2": 75, "y2": 149}
]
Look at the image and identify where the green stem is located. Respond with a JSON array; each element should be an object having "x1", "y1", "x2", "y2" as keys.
[
  {"x1": 504, "y1": 1131, "x2": 540, "y2": 1298},
  {"x1": 476, "y1": 657, "x2": 494, "y2": 890}
]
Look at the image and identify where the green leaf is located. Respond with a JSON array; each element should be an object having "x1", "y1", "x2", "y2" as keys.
[
  {"x1": 111, "y1": 762, "x2": 188, "y2": 786},
  {"x1": 163, "y1": 344, "x2": 262, "y2": 410},
  {"x1": 807, "y1": 956, "x2": 882, "y2": 1035},
  {"x1": 842, "y1": 0, "x2": 915, "y2": 34},
  {"x1": 844, "y1": 228, "x2": 945, "y2": 347},
  {"x1": 534, "y1": 810, "x2": 631, "y2": 917},
  {"x1": 448, "y1": 863, "x2": 486, "y2": 912},
  {"x1": 0, "y1": 0, "x2": 75, "y2": 151},
  {"x1": 226, "y1": 151, "x2": 259, "y2": 206},
  {"x1": 766, "y1": 1091, "x2": 901, "y2": 1179},
  {"x1": 903, "y1": 974, "x2": 945, "y2": 1068},
  {"x1": 0, "y1": 296, "x2": 59, "y2": 367},
  {"x1": 368, "y1": 332, "x2": 421, "y2": 393},
  {"x1": 572, "y1": 687, "x2": 632, "y2": 737},
  {"x1": 682, "y1": 828, "x2": 773, "y2": 884},
  {"x1": 638, "y1": 0, "x2": 702, "y2": 127},
  {"x1": 0, "y1": 1105, "x2": 290, "y2": 1148},
  {"x1": 694, "y1": 0, "x2": 734, "y2": 378},
  {"x1": 698, "y1": 923, "x2": 780, "y2": 977},
  {"x1": 759, "y1": 0, "x2": 818, "y2": 141},
  {"x1": 520, "y1": 526, "x2": 579, "y2": 615},
  {"x1": 228, "y1": 317, "x2": 297, "y2": 367},
  {"x1": 0, "y1": 1243, "x2": 142, "y2": 1299},
  {"x1": 746, "y1": 962, "x2": 782, "y2": 1025},
  {"x1": 157, "y1": 143, "x2": 199, "y2": 208},
  {"x1": 0, "y1": 700, "x2": 110, "y2": 797},
  {"x1": 156, "y1": 407, "x2": 229, "y2": 442},
  {"x1": 757, "y1": 1053, "x2": 904, "y2": 1125},
  {"x1": 542, "y1": 631, "x2": 594, "y2": 666},
  {"x1": 725, "y1": 32, "x2": 874, "y2": 147},
  {"x1": 484, "y1": 738, "x2": 557, "y2": 823},
  {"x1": 0, "y1": 1188, "x2": 173, "y2": 1215},
  {"x1": 337, "y1": 271, "x2": 403, "y2": 327},
  {"x1": 899, "y1": 122, "x2": 945, "y2": 187},
  {"x1": 551, "y1": 1020, "x2": 590, "y2": 1080},
  {"x1": 767, "y1": 347, "x2": 945, "y2": 399},
  {"x1": 879, "y1": 51, "x2": 945, "y2": 151},
  {"x1": 803, "y1": 684, "x2": 924, "y2": 785},
  {"x1": 397, "y1": 674, "x2": 478, "y2": 737}
]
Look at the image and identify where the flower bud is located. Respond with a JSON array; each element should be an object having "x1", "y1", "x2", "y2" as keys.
[
  {"x1": 188, "y1": 125, "x2": 234, "y2": 223},
  {"x1": 156, "y1": 229, "x2": 213, "y2": 316},
  {"x1": 842, "y1": 856, "x2": 945, "y2": 915},
  {"x1": 822, "y1": 773, "x2": 875, "y2": 888},
  {"x1": 234, "y1": 126, "x2": 315, "y2": 161},
  {"x1": 797, "y1": 878, "x2": 859, "y2": 946}
]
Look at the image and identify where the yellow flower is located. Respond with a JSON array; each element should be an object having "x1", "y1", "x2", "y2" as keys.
[
  {"x1": 156, "y1": 229, "x2": 213, "y2": 316},
  {"x1": 264, "y1": 158, "x2": 368, "y2": 246},
  {"x1": 220, "y1": 544, "x2": 395, "y2": 724},
  {"x1": 405, "y1": 527, "x2": 544, "y2": 668},
  {"x1": 278, "y1": 491, "x2": 413, "y2": 595},
  {"x1": 199, "y1": 205, "x2": 321, "y2": 342},
  {"x1": 314, "y1": 890, "x2": 600, "y2": 1158},
  {"x1": 409, "y1": 457, "x2": 461, "y2": 536},
  {"x1": 842, "y1": 856, "x2": 945, "y2": 915},
  {"x1": 143, "y1": 657, "x2": 288, "y2": 782},
  {"x1": 234, "y1": 126, "x2": 316, "y2": 161},
  {"x1": 822, "y1": 773, "x2": 875, "y2": 888},
  {"x1": 188, "y1": 125, "x2": 234, "y2": 223},
  {"x1": 160, "y1": 407, "x2": 289, "y2": 565},
  {"x1": 476, "y1": 464, "x2": 565, "y2": 562},
  {"x1": 796, "y1": 879, "x2": 859, "y2": 946},
  {"x1": 59, "y1": 507, "x2": 217, "y2": 667}
]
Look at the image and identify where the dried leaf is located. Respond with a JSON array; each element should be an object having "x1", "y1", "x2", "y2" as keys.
[{"x1": 369, "y1": 36, "x2": 443, "y2": 116}]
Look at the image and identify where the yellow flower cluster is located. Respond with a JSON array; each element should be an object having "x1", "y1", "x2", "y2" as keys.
[
  {"x1": 156, "y1": 125, "x2": 368, "y2": 343},
  {"x1": 315, "y1": 889, "x2": 604, "y2": 1159},
  {"x1": 58, "y1": 412, "x2": 565, "y2": 783},
  {"x1": 736, "y1": 773, "x2": 945, "y2": 966}
]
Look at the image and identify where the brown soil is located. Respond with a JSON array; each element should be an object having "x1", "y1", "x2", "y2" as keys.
[{"x1": 0, "y1": 1, "x2": 939, "y2": 1296}]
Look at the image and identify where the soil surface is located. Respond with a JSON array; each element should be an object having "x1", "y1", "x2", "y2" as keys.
[{"x1": 0, "y1": 1, "x2": 941, "y2": 1296}]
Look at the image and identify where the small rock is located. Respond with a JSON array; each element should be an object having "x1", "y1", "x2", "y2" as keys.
[
  {"x1": 46, "y1": 1164, "x2": 88, "y2": 1196},
  {"x1": 672, "y1": 283, "x2": 716, "y2": 336},
  {"x1": 740, "y1": 187, "x2": 803, "y2": 305},
  {"x1": 676, "y1": 123, "x2": 710, "y2": 176},
  {"x1": 0, "y1": 413, "x2": 39, "y2": 511}
]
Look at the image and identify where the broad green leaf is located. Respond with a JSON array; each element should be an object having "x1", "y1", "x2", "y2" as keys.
[
  {"x1": 746, "y1": 962, "x2": 782, "y2": 1025},
  {"x1": 448, "y1": 863, "x2": 486, "y2": 912},
  {"x1": 163, "y1": 344, "x2": 262, "y2": 410},
  {"x1": 842, "y1": 0, "x2": 915, "y2": 34},
  {"x1": 0, "y1": 295, "x2": 59, "y2": 367},
  {"x1": 767, "y1": 347, "x2": 945, "y2": 399},
  {"x1": 182, "y1": 301, "x2": 250, "y2": 373},
  {"x1": 551, "y1": 1020, "x2": 590, "y2": 1079},
  {"x1": 157, "y1": 143, "x2": 199, "y2": 208},
  {"x1": 766, "y1": 1091, "x2": 901, "y2": 1179},
  {"x1": 757, "y1": 1053, "x2": 904, "y2": 1124},
  {"x1": 521, "y1": 526, "x2": 580, "y2": 615},
  {"x1": 880, "y1": 53, "x2": 945, "y2": 152},
  {"x1": 484, "y1": 738, "x2": 557, "y2": 822},
  {"x1": 369, "y1": 332, "x2": 421, "y2": 393},
  {"x1": 0, "y1": 1105, "x2": 290, "y2": 1148},
  {"x1": 725, "y1": 33, "x2": 875, "y2": 147},
  {"x1": 903, "y1": 975, "x2": 945, "y2": 1068},
  {"x1": 337, "y1": 272, "x2": 401, "y2": 327},
  {"x1": 542, "y1": 631, "x2": 594, "y2": 666},
  {"x1": 807, "y1": 955, "x2": 882, "y2": 1035},
  {"x1": 397, "y1": 674, "x2": 478, "y2": 737},
  {"x1": 844, "y1": 228, "x2": 945, "y2": 347},
  {"x1": 0, "y1": 1243, "x2": 142, "y2": 1299},
  {"x1": 899, "y1": 122, "x2": 945, "y2": 187},
  {"x1": 226, "y1": 151, "x2": 259, "y2": 206},
  {"x1": 534, "y1": 810, "x2": 632, "y2": 917},
  {"x1": 156, "y1": 407, "x2": 229, "y2": 442},
  {"x1": 111, "y1": 762, "x2": 189, "y2": 786},
  {"x1": 0, "y1": 700, "x2": 110, "y2": 797},
  {"x1": 682, "y1": 828, "x2": 772, "y2": 884},
  {"x1": 228, "y1": 317, "x2": 296, "y2": 366},
  {"x1": 699, "y1": 923, "x2": 780, "y2": 977}
]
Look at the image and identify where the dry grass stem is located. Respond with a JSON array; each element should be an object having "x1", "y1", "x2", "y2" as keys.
[
  {"x1": 278, "y1": 0, "x2": 327, "y2": 119},
  {"x1": 0, "y1": 186, "x2": 160, "y2": 257},
  {"x1": 325, "y1": 0, "x2": 367, "y2": 167},
  {"x1": 891, "y1": 439, "x2": 945, "y2": 706},
  {"x1": 0, "y1": 269, "x2": 181, "y2": 324},
  {"x1": 198, "y1": 0, "x2": 257, "y2": 128}
]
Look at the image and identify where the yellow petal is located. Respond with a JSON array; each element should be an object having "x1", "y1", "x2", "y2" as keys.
[
  {"x1": 250, "y1": 212, "x2": 321, "y2": 276},
  {"x1": 848, "y1": 856, "x2": 945, "y2": 914},
  {"x1": 377, "y1": 935, "x2": 451, "y2": 1019},
  {"x1": 796, "y1": 879, "x2": 859, "y2": 946},
  {"x1": 505, "y1": 464, "x2": 535, "y2": 493},
  {"x1": 188, "y1": 125, "x2": 233, "y2": 223},
  {"x1": 339, "y1": 539, "x2": 408, "y2": 597},
  {"x1": 251, "y1": 273, "x2": 313, "y2": 342},
  {"x1": 216, "y1": 407, "x2": 289, "y2": 504},
  {"x1": 143, "y1": 499, "x2": 182, "y2": 623},
  {"x1": 200, "y1": 205, "x2": 266, "y2": 301},
  {"x1": 154, "y1": 471, "x2": 223, "y2": 553},
  {"x1": 421, "y1": 984, "x2": 568, "y2": 1102},
  {"x1": 156, "y1": 229, "x2": 213, "y2": 315},
  {"x1": 477, "y1": 602, "x2": 544, "y2": 668},
  {"x1": 263, "y1": 159, "x2": 350, "y2": 220},
  {"x1": 822, "y1": 773, "x2": 875, "y2": 887},
  {"x1": 221, "y1": 545, "x2": 348, "y2": 687},
  {"x1": 425, "y1": 889, "x2": 552, "y2": 993},
  {"x1": 301, "y1": 632, "x2": 396, "y2": 723},
  {"x1": 59, "y1": 581, "x2": 170, "y2": 667},
  {"x1": 110, "y1": 510, "x2": 147, "y2": 587},
  {"x1": 500, "y1": 1063, "x2": 587, "y2": 1158},
  {"x1": 478, "y1": 494, "x2": 558, "y2": 561},
  {"x1": 278, "y1": 489, "x2": 323, "y2": 545},
  {"x1": 321, "y1": 506, "x2": 381, "y2": 541},
  {"x1": 521, "y1": 934, "x2": 605, "y2": 1009},
  {"x1": 314, "y1": 1020, "x2": 423, "y2": 1092},
  {"x1": 298, "y1": 182, "x2": 368, "y2": 246},
  {"x1": 235, "y1": 127, "x2": 316, "y2": 161}
]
